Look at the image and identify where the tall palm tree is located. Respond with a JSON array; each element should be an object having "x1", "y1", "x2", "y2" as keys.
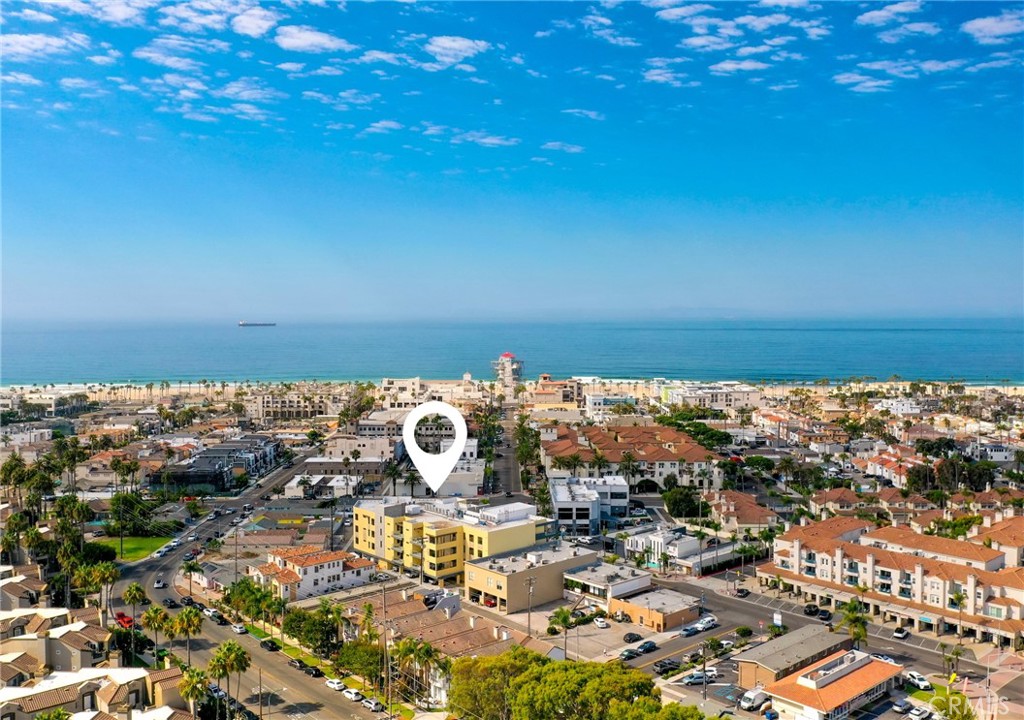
[
  {"x1": 122, "y1": 581, "x2": 147, "y2": 665},
  {"x1": 403, "y1": 470, "x2": 421, "y2": 497},
  {"x1": 179, "y1": 667, "x2": 208, "y2": 717},
  {"x1": 589, "y1": 449, "x2": 610, "y2": 478},
  {"x1": 182, "y1": 559, "x2": 202, "y2": 599},
  {"x1": 383, "y1": 460, "x2": 403, "y2": 496},
  {"x1": 392, "y1": 638, "x2": 419, "y2": 699},
  {"x1": 413, "y1": 640, "x2": 438, "y2": 699},
  {"x1": 565, "y1": 453, "x2": 584, "y2": 477},
  {"x1": 358, "y1": 602, "x2": 377, "y2": 642},
  {"x1": 225, "y1": 640, "x2": 252, "y2": 712},
  {"x1": 175, "y1": 606, "x2": 204, "y2": 666},
  {"x1": 836, "y1": 602, "x2": 869, "y2": 649},
  {"x1": 141, "y1": 606, "x2": 169, "y2": 658},
  {"x1": 550, "y1": 607, "x2": 573, "y2": 659},
  {"x1": 93, "y1": 561, "x2": 120, "y2": 615},
  {"x1": 208, "y1": 651, "x2": 231, "y2": 720},
  {"x1": 618, "y1": 451, "x2": 640, "y2": 490}
]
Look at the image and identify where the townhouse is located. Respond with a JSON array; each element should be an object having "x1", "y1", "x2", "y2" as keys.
[
  {"x1": 969, "y1": 514, "x2": 1024, "y2": 567},
  {"x1": 704, "y1": 490, "x2": 780, "y2": 534},
  {"x1": 757, "y1": 517, "x2": 1024, "y2": 647},
  {"x1": 250, "y1": 545, "x2": 375, "y2": 601},
  {"x1": 353, "y1": 497, "x2": 557, "y2": 586}
]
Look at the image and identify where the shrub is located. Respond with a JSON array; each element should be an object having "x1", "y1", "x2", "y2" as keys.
[
  {"x1": 735, "y1": 626, "x2": 753, "y2": 638},
  {"x1": 768, "y1": 624, "x2": 789, "y2": 638},
  {"x1": 546, "y1": 626, "x2": 560, "y2": 636}
]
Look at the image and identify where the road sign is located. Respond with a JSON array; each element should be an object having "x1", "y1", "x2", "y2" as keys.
[
  {"x1": 773, "y1": 612, "x2": 783, "y2": 626},
  {"x1": 758, "y1": 620, "x2": 764, "y2": 628}
]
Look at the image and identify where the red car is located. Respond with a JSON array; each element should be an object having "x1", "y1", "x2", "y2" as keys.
[{"x1": 115, "y1": 612, "x2": 135, "y2": 629}]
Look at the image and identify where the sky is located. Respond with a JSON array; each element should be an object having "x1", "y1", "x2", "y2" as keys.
[{"x1": 2, "y1": 0, "x2": 1023, "y2": 323}]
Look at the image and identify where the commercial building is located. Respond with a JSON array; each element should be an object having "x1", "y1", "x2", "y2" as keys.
[
  {"x1": 464, "y1": 545, "x2": 599, "y2": 612},
  {"x1": 562, "y1": 562, "x2": 652, "y2": 610},
  {"x1": 606, "y1": 587, "x2": 700, "y2": 632},
  {"x1": 764, "y1": 650, "x2": 904, "y2": 720},
  {"x1": 160, "y1": 434, "x2": 280, "y2": 491},
  {"x1": 283, "y1": 474, "x2": 361, "y2": 499},
  {"x1": 548, "y1": 475, "x2": 630, "y2": 536},
  {"x1": 736, "y1": 624, "x2": 853, "y2": 690},
  {"x1": 353, "y1": 497, "x2": 557, "y2": 585}
]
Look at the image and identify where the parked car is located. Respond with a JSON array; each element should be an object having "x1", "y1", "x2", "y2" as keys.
[
  {"x1": 619, "y1": 648, "x2": 641, "y2": 660},
  {"x1": 720, "y1": 640, "x2": 735, "y2": 651},
  {"x1": 260, "y1": 639, "x2": 279, "y2": 651},
  {"x1": 817, "y1": 610, "x2": 833, "y2": 622},
  {"x1": 483, "y1": 597, "x2": 497, "y2": 608},
  {"x1": 705, "y1": 667, "x2": 720, "y2": 680},
  {"x1": 208, "y1": 683, "x2": 227, "y2": 700},
  {"x1": 892, "y1": 699, "x2": 913, "y2": 714},
  {"x1": 735, "y1": 588, "x2": 750, "y2": 598},
  {"x1": 215, "y1": 616, "x2": 229, "y2": 626},
  {"x1": 687, "y1": 651, "x2": 704, "y2": 664},
  {"x1": 326, "y1": 679, "x2": 346, "y2": 691},
  {"x1": 571, "y1": 609, "x2": 586, "y2": 619},
  {"x1": 362, "y1": 698, "x2": 386, "y2": 712},
  {"x1": 193, "y1": 602, "x2": 207, "y2": 612},
  {"x1": 114, "y1": 612, "x2": 134, "y2": 629},
  {"x1": 637, "y1": 640, "x2": 658, "y2": 654},
  {"x1": 909, "y1": 707, "x2": 931, "y2": 720},
  {"x1": 740, "y1": 689, "x2": 770, "y2": 711},
  {"x1": 180, "y1": 596, "x2": 194, "y2": 606},
  {"x1": 594, "y1": 617, "x2": 609, "y2": 629},
  {"x1": 187, "y1": 533, "x2": 198, "y2": 542},
  {"x1": 894, "y1": 627, "x2": 911, "y2": 640},
  {"x1": 804, "y1": 603, "x2": 820, "y2": 616},
  {"x1": 504, "y1": 491, "x2": 513, "y2": 497},
  {"x1": 303, "y1": 666, "x2": 324, "y2": 677},
  {"x1": 905, "y1": 671, "x2": 932, "y2": 691},
  {"x1": 623, "y1": 633, "x2": 642, "y2": 643},
  {"x1": 288, "y1": 658, "x2": 307, "y2": 670},
  {"x1": 161, "y1": 598, "x2": 179, "y2": 609},
  {"x1": 231, "y1": 623, "x2": 247, "y2": 634},
  {"x1": 871, "y1": 654, "x2": 896, "y2": 664},
  {"x1": 153, "y1": 579, "x2": 166, "y2": 589},
  {"x1": 679, "y1": 626, "x2": 700, "y2": 638},
  {"x1": 653, "y1": 659, "x2": 681, "y2": 674},
  {"x1": 342, "y1": 688, "x2": 364, "y2": 702},
  {"x1": 682, "y1": 672, "x2": 707, "y2": 686}
]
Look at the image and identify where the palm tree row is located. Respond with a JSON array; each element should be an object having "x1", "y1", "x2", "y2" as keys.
[
  {"x1": 391, "y1": 637, "x2": 449, "y2": 702},
  {"x1": 140, "y1": 604, "x2": 204, "y2": 665}
]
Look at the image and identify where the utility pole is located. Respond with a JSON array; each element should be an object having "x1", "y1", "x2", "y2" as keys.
[
  {"x1": 329, "y1": 497, "x2": 336, "y2": 552},
  {"x1": 381, "y1": 580, "x2": 391, "y2": 713},
  {"x1": 258, "y1": 667, "x2": 263, "y2": 720},
  {"x1": 702, "y1": 640, "x2": 708, "y2": 701},
  {"x1": 234, "y1": 525, "x2": 239, "y2": 583},
  {"x1": 525, "y1": 577, "x2": 536, "y2": 637}
]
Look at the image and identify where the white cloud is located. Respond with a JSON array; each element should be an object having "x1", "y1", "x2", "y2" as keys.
[
  {"x1": 582, "y1": 13, "x2": 641, "y2": 46},
  {"x1": 275, "y1": 25, "x2": 357, "y2": 53},
  {"x1": 309, "y1": 65, "x2": 345, "y2": 76},
  {"x1": 917, "y1": 59, "x2": 965, "y2": 73},
  {"x1": 339, "y1": 89, "x2": 380, "y2": 105},
  {"x1": 1, "y1": 32, "x2": 90, "y2": 62},
  {"x1": 771, "y1": 50, "x2": 805, "y2": 61},
  {"x1": 961, "y1": 10, "x2": 1024, "y2": 45},
  {"x1": 423, "y1": 36, "x2": 490, "y2": 67},
  {"x1": 1, "y1": 72, "x2": 43, "y2": 85},
  {"x1": 158, "y1": 0, "x2": 245, "y2": 33},
  {"x1": 964, "y1": 57, "x2": 1019, "y2": 72},
  {"x1": 541, "y1": 141, "x2": 584, "y2": 153},
  {"x1": 878, "y1": 21, "x2": 941, "y2": 44},
  {"x1": 757, "y1": 0, "x2": 814, "y2": 7},
  {"x1": 680, "y1": 35, "x2": 735, "y2": 52},
  {"x1": 88, "y1": 48, "x2": 123, "y2": 65},
  {"x1": 362, "y1": 120, "x2": 402, "y2": 134},
  {"x1": 133, "y1": 35, "x2": 230, "y2": 71},
  {"x1": 534, "y1": 30, "x2": 554, "y2": 38},
  {"x1": 59, "y1": 77, "x2": 108, "y2": 97},
  {"x1": 768, "y1": 81, "x2": 799, "y2": 90},
  {"x1": 214, "y1": 77, "x2": 286, "y2": 102},
  {"x1": 231, "y1": 7, "x2": 282, "y2": 37},
  {"x1": 451, "y1": 131, "x2": 520, "y2": 147},
  {"x1": 855, "y1": 1, "x2": 921, "y2": 27},
  {"x1": 833, "y1": 72, "x2": 893, "y2": 92},
  {"x1": 655, "y1": 5, "x2": 715, "y2": 22},
  {"x1": 352, "y1": 50, "x2": 406, "y2": 65},
  {"x1": 735, "y1": 14, "x2": 791, "y2": 32},
  {"x1": 596, "y1": 73, "x2": 617, "y2": 81},
  {"x1": 643, "y1": 67, "x2": 687, "y2": 86},
  {"x1": 46, "y1": 0, "x2": 160, "y2": 26},
  {"x1": 790, "y1": 18, "x2": 830, "y2": 39},
  {"x1": 737, "y1": 45, "x2": 772, "y2": 56},
  {"x1": 858, "y1": 60, "x2": 918, "y2": 78},
  {"x1": 10, "y1": 9, "x2": 58, "y2": 22},
  {"x1": 277, "y1": 62, "x2": 305, "y2": 72},
  {"x1": 563, "y1": 108, "x2": 606, "y2": 120},
  {"x1": 710, "y1": 59, "x2": 770, "y2": 73},
  {"x1": 765, "y1": 35, "x2": 797, "y2": 46}
]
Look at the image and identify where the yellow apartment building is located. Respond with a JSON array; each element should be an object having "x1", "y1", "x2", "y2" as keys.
[{"x1": 354, "y1": 497, "x2": 557, "y2": 586}]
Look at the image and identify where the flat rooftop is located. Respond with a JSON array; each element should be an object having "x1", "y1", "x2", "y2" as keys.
[
  {"x1": 618, "y1": 587, "x2": 699, "y2": 614},
  {"x1": 564, "y1": 562, "x2": 651, "y2": 586},
  {"x1": 736, "y1": 624, "x2": 848, "y2": 671},
  {"x1": 468, "y1": 544, "x2": 599, "y2": 574}
]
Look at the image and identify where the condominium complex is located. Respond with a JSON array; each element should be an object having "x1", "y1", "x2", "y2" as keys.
[
  {"x1": 353, "y1": 497, "x2": 557, "y2": 585},
  {"x1": 657, "y1": 381, "x2": 764, "y2": 411},
  {"x1": 548, "y1": 475, "x2": 630, "y2": 536},
  {"x1": 757, "y1": 516, "x2": 1024, "y2": 647}
]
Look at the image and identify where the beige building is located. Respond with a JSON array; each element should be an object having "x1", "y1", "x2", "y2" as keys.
[
  {"x1": 464, "y1": 545, "x2": 599, "y2": 613},
  {"x1": 736, "y1": 624, "x2": 853, "y2": 690},
  {"x1": 606, "y1": 588, "x2": 699, "y2": 633}
]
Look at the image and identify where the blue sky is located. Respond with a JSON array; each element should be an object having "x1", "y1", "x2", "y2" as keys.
[{"x1": 2, "y1": 0, "x2": 1022, "y2": 322}]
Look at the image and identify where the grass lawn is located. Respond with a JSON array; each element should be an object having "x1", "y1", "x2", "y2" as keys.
[
  {"x1": 97, "y1": 536, "x2": 171, "y2": 562},
  {"x1": 911, "y1": 685, "x2": 947, "y2": 702},
  {"x1": 246, "y1": 624, "x2": 269, "y2": 639}
]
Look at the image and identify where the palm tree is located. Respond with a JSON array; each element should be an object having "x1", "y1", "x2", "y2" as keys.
[
  {"x1": 93, "y1": 561, "x2": 120, "y2": 615},
  {"x1": 179, "y1": 667, "x2": 208, "y2": 717},
  {"x1": 222, "y1": 639, "x2": 251, "y2": 713},
  {"x1": 403, "y1": 470, "x2": 421, "y2": 496},
  {"x1": 175, "y1": 606, "x2": 204, "y2": 666},
  {"x1": 950, "y1": 590, "x2": 967, "y2": 645},
  {"x1": 208, "y1": 651, "x2": 231, "y2": 720},
  {"x1": 182, "y1": 559, "x2": 202, "y2": 599},
  {"x1": 618, "y1": 451, "x2": 640, "y2": 489},
  {"x1": 358, "y1": 602, "x2": 377, "y2": 642},
  {"x1": 565, "y1": 453, "x2": 584, "y2": 477},
  {"x1": 392, "y1": 638, "x2": 419, "y2": 699},
  {"x1": 589, "y1": 449, "x2": 610, "y2": 478},
  {"x1": 550, "y1": 607, "x2": 573, "y2": 659},
  {"x1": 122, "y1": 581, "x2": 147, "y2": 665},
  {"x1": 836, "y1": 602, "x2": 869, "y2": 649},
  {"x1": 383, "y1": 460, "x2": 402, "y2": 496},
  {"x1": 35, "y1": 711, "x2": 72, "y2": 720},
  {"x1": 141, "y1": 606, "x2": 169, "y2": 658}
]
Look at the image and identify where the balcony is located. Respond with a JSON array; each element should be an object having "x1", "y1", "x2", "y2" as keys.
[
  {"x1": 899, "y1": 576, "x2": 912, "y2": 586},
  {"x1": 898, "y1": 589, "x2": 912, "y2": 599},
  {"x1": 876, "y1": 571, "x2": 892, "y2": 580}
]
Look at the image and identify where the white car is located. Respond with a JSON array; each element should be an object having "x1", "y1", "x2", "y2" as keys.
[
  {"x1": 326, "y1": 679, "x2": 346, "y2": 691},
  {"x1": 894, "y1": 627, "x2": 911, "y2": 640},
  {"x1": 905, "y1": 671, "x2": 932, "y2": 691},
  {"x1": 187, "y1": 533, "x2": 198, "y2": 542},
  {"x1": 362, "y1": 698, "x2": 386, "y2": 712},
  {"x1": 631, "y1": 508, "x2": 647, "y2": 517},
  {"x1": 202, "y1": 607, "x2": 218, "y2": 618},
  {"x1": 720, "y1": 640, "x2": 734, "y2": 651},
  {"x1": 594, "y1": 617, "x2": 610, "y2": 629},
  {"x1": 909, "y1": 707, "x2": 931, "y2": 720},
  {"x1": 871, "y1": 653, "x2": 896, "y2": 664},
  {"x1": 342, "y1": 688, "x2": 364, "y2": 701},
  {"x1": 208, "y1": 683, "x2": 227, "y2": 700},
  {"x1": 230, "y1": 623, "x2": 247, "y2": 634},
  {"x1": 168, "y1": 539, "x2": 180, "y2": 548},
  {"x1": 153, "y1": 579, "x2": 167, "y2": 589},
  {"x1": 704, "y1": 667, "x2": 720, "y2": 680}
]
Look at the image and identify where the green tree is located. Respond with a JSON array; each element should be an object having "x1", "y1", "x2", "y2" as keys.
[
  {"x1": 447, "y1": 646, "x2": 549, "y2": 720},
  {"x1": 950, "y1": 590, "x2": 967, "y2": 645},
  {"x1": 175, "y1": 606, "x2": 204, "y2": 666},
  {"x1": 122, "y1": 581, "x2": 147, "y2": 664},
  {"x1": 510, "y1": 660, "x2": 658, "y2": 720},
  {"x1": 179, "y1": 667, "x2": 209, "y2": 718},
  {"x1": 35, "y1": 711, "x2": 72, "y2": 720},
  {"x1": 182, "y1": 559, "x2": 202, "y2": 598},
  {"x1": 550, "y1": 607, "x2": 574, "y2": 658},
  {"x1": 141, "y1": 606, "x2": 169, "y2": 657}
]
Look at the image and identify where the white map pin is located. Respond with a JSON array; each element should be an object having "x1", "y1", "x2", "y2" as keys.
[{"x1": 402, "y1": 401, "x2": 468, "y2": 493}]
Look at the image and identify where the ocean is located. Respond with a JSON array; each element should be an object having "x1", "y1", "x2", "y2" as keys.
[{"x1": 1, "y1": 319, "x2": 1021, "y2": 386}]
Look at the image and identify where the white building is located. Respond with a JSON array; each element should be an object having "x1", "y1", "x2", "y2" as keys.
[
  {"x1": 492, "y1": 352, "x2": 523, "y2": 393},
  {"x1": 250, "y1": 545, "x2": 376, "y2": 601},
  {"x1": 562, "y1": 562, "x2": 652, "y2": 610},
  {"x1": 549, "y1": 475, "x2": 630, "y2": 536},
  {"x1": 283, "y1": 474, "x2": 361, "y2": 499},
  {"x1": 583, "y1": 394, "x2": 637, "y2": 422},
  {"x1": 660, "y1": 381, "x2": 763, "y2": 412}
]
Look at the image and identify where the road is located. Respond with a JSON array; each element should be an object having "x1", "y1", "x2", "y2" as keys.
[{"x1": 112, "y1": 454, "x2": 390, "y2": 719}]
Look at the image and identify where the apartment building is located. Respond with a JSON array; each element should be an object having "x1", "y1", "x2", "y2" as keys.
[
  {"x1": 705, "y1": 490, "x2": 780, "y2": 534},
  {"x1": 758, "y1": 518, "x2": 1024, "y2": 647},
  {"x1": 765, "y1": 650, "x2": 904, "y2": 720},
  {"x1": 324, "y1": 434, "x2": 392, "y2": 461},
  {"x1": 243, "y1": 388, "x2": 351, "y2": 423},
  {"x1": 283, "y1": 473, "x2": 360, "y2": 499},
  {"x1": 660, "y1": 381, "x2": 764, "y2": 412},
  {"x1": 583, "y1": 393, "x2": 637, "y2": 422},
  {"x1": 969, "y1": 514, "x2": 1024, "y2": 567},
  {"x1": 354, "y1": 497, "x2": 557, "y2": 585},
  {"x1": 464, "y1": 545, "x2": 599, "y2": 612},
  {"x1": 250, "y1": 545, "x2": 375, "y2": 601}
]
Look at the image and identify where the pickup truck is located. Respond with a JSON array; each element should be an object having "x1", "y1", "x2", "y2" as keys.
[{"x1": 114, "y1": 612, "x2": 135, "y2": 629}]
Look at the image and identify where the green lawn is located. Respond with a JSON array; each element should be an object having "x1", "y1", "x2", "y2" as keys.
[
  {"x1": 246, "y1": 624, "x2": 269, "y2": 639},
  {"x1": 911, "y1": 685, "x2": 948, "y2": 702},
  {"x1": 97, "y1": 536, "x2": 171, "y2": 562}
]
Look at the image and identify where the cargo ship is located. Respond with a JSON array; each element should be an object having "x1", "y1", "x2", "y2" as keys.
[{"x1": 238, "y1": 321, "x2": 276, "y2": 327}]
